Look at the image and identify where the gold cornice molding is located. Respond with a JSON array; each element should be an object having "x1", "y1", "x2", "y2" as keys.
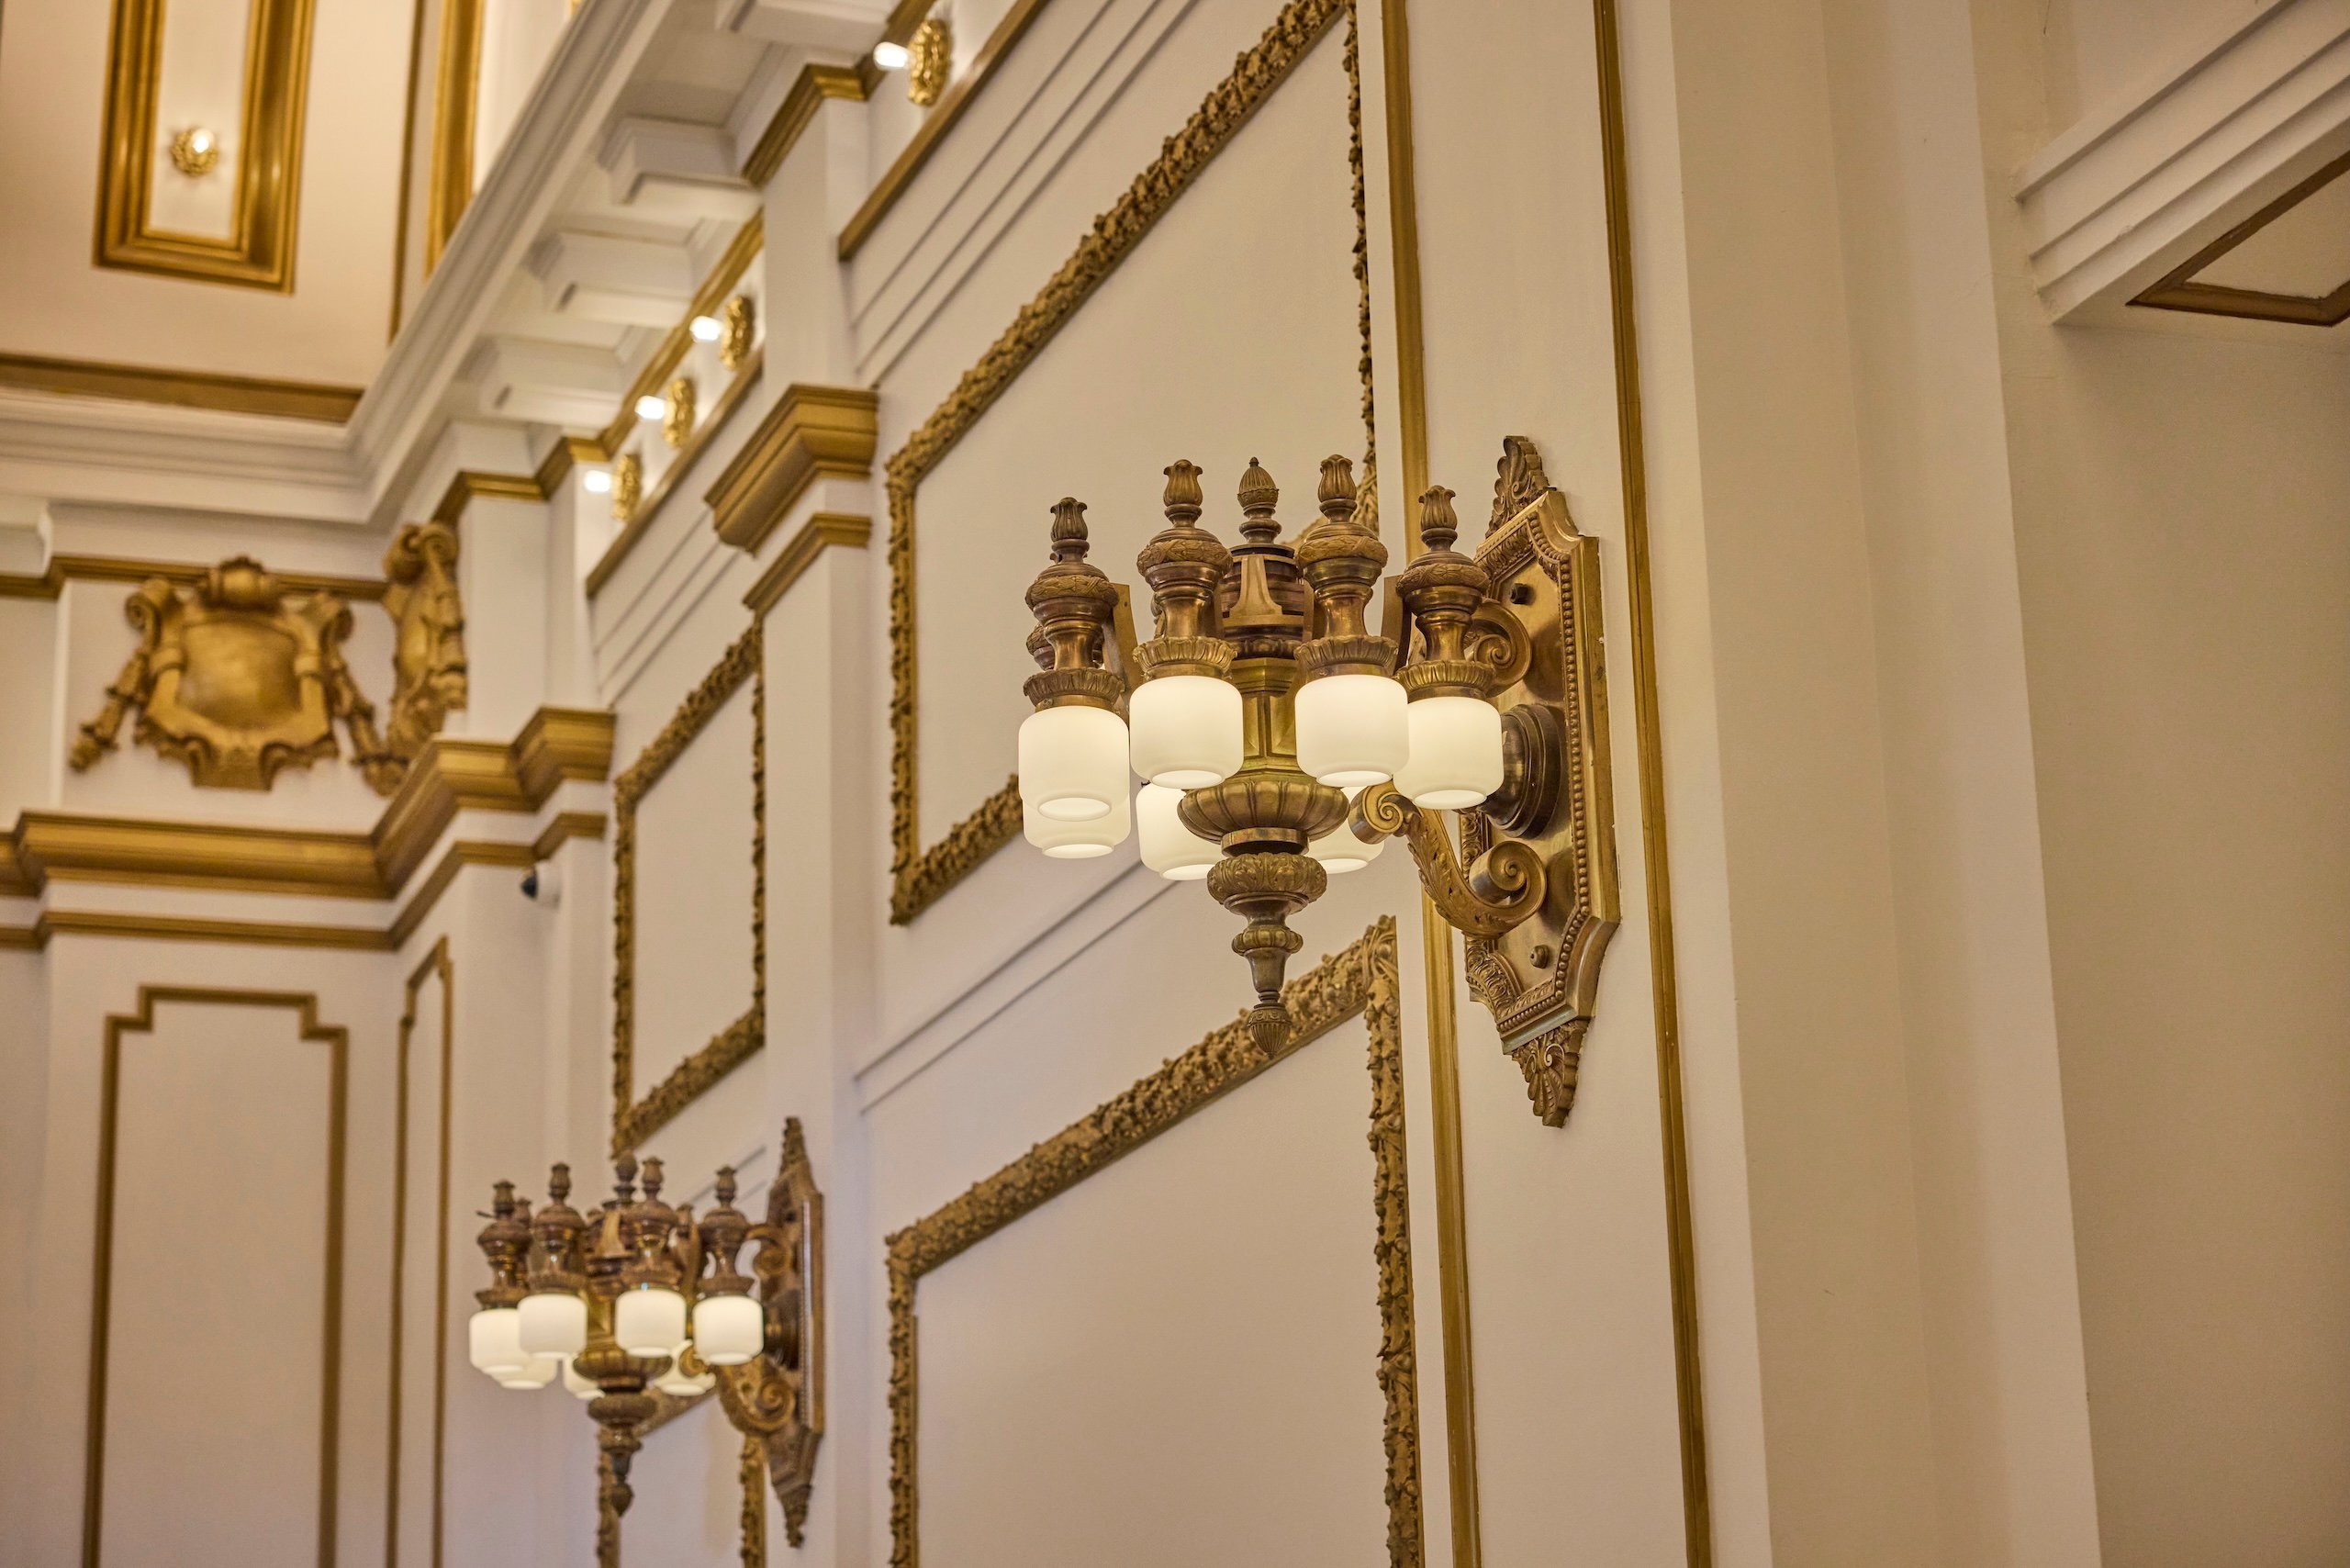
[
  {"x1": 743, "y1": 513, "x2": 872, "y2": 618},
  {"x1": 0, "y1": 553, "x2": 387, "y2": 603},
  {"x1": 741, "y1": 64, "x2": 867, "y2": 188},
  {"x1": 42, "y1": 910, "x2": 393, "y2": 950},
  {"x1": 95, "y1": 0, "x2": 317, "y2": 290},
  {"x1": 431, "y1": 469, "x2": 548, "y2": 527},
  {"x1": 707, "y1": 384, "x2": 879, "y2": 553},
  {"x1": 513, "y1": 707, "x2": 620, "y2": 801},
  {"x1": 11, "y1": 812, "x2": 383, "y2": 899},
  {"x1": 533, "y1": 435, "x2": 609, "y2": 498},
  {"x1": 838, "y1": 0, "x2": 1055, "y2": 261},
  {"x1": 585, "y1": 352, "x2": 768, "y2": 597},
  {"x1": 376, "y1": 708, "x2": 615, "y2": 888},
  {"x1": 0, "y1": 353, "x2": 361, "y2": 422}
]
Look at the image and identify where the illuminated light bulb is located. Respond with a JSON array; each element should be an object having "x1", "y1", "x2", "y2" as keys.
[
  {"x1": 518, "y1": 1290, "x2": 588, "y2": 1358},
  {"x1": 1022, "y1": 784, "x2": 1130, "y2": 859},
  {"x1": 688, "y1": 314, "x2": 723, "y2": 343},
  {"x1": 1127, "y1": 674, "x2": 1241, "y2": 788},
  {"x1": 561, "y1": 1356, "x2": 598, "y2": 1401},
  {"x1": 467, "y1": 1306, "x2": 527, "y2": 1375},
  {"x1": 1307, "y1": 785, "x2": 1383, "y2": 874},
  {"x1": 692, "y1": 1293, "x2": 765, "y2": 1367},
  {"x1": 1017, "y1": 704, "x2": 1127, "y2": 823},
  {"x1": 186, "y1": 129, "x2": 216, "y2": 157},
  {"x1": 582, "y1": 468, "x2": 613, "y2": 495},
  {"x1": 1394, "y1": 695, "x2": 1505, "y2": 811},
  {"x1": 497, "y1": 1356, "x2": 560, "y2": 1390},
  {"x1": 873, "y1": 39, "x2": 910, "y2": 69},
  {"x1": 1294, "y1": 672, "x2": 1409, "y2": 788},
  {"x1": 613, "y1": 1286, "x2": 687, "y2": 1357},
  {"x1": 1136, "y1": 783, "x2": 1216, "y2": 880},
  {"x1": 634, "y1": 394, "x2": 667, "y2": 421}
]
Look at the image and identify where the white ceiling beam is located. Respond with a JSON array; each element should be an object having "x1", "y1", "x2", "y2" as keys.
[
  {"x1": 600, "y1": 117, "x2": 762, "y2": 220},
  {"x1": 528, "y1": 230, "x2": 700, "y2": 327}
]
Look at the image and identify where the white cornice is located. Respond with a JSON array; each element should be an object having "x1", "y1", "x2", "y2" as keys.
[{"x1": 2015, "y1": 0, "x2": 2350, "y2": 319}]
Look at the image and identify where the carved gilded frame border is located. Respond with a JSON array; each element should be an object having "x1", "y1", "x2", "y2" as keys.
[
  {"x1": 884, "y1": 916, "x2": 1423, "y2": 1566},
  {"x1": 83, "y1": 987, "x2": 349, "y2": 1568},
  {"x1": 885, "y1": 0, "x2": 1375, "y2": 923},
  {"x1": 611, "y1": 625, "x2": 767, "y2": 1154},
  {"x1": 95, "y1": 0, "x2": 317, "y2": 289}
]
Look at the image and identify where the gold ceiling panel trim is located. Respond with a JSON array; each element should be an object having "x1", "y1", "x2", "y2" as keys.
[
  {"x1": 0, "y1": 551, "x2": 385, "y2": 603},
  {"x1": 885, "y1": 917, "x2": 1421, "y2": 1566},
  {"x1": 0, "y1": 353, "x2": 360, "y2": 422},
  {"x1": 587, "y1": 351, "x2": 768, "y2": 597},
  {"x1": 741, "y1": 63, "x2": 867, "y2": 188},
  {"x1": 837, "y1": 0, "x2": 1057, "y2": 261},
  {"x1": 2132, "y1": 149, "x2": 2350, "y2": 328},
  {"x1": 610, "y1": 625, "x2": 766, "y2": 1154},
  {"x1": 706, "y1": 384, "x2": 879, "y2": 554},
  {"x1": 885, "y1": 0, "x2": 1358, "y2": 924},
  {"x1": 83, "y1": 986, "x2": 348, "y2": 1567},
  {"x1": 95, "y1": 0, "x2": 317, "y2": 290},
  {"x1": 423, "y1": 0, "x2": 487, "y2": 274},
  {"x1": 744, "y1": 513, "x2": 873, "y2": 619},
  {"x1": 386, "y1": 938, "x2": 454, "y2": 1568}
]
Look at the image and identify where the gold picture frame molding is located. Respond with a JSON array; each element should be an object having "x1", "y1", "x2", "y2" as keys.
[
  {"x1": 95, "y1": 0, "x2": 317, "y2": 290},
  {"x1": 82, "y1": 986, "x2": 349, "y2": 1568},
  {"x1": 885, "y1": 0, "x2": 1367, "y2": 924},
  {"x1": 610, "y1": 626, "x2": 767, "y2": 1154},
  {"x1": 884, "y1": 916, "x2": 1423, "y2": 1567},
  {"x1": 386, "y1": 939, "x2": 456, "y2": 1568}
]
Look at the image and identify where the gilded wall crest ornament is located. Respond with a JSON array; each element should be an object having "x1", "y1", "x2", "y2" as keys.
[
  {"x1": 374, "y1": 521, "x2": 467, "y2": 792},
  {"x1": 906, "y1": 13, "x2": 951, "y2": 106},
  {"x1": 70, "y1": 557, "x2": 392, "y2": 790}
]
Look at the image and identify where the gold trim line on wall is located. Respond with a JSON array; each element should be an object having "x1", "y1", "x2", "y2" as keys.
[
  {"x1": 2130, "y1": 149, "x2": 2350, "y2": 328},
  {"x1": 82, "y1": 986, "x2": 348, "y2": 1568},
  {"x1": 423, "y1": 0, "x2": 487, "y2": 274},
  {"x1": 95, "y1": 0, "x2": 318, "y2": 289},
  {"x1": 386, "y1": 939, "x2": 456, "y2": 1568},
  {"x1": 0, "y1": 354, "x2": 362, "y2": 423},
  {"x1": 884, "y1": 917, "x2": 1421, "y2": 1566},
  {"x1": 886, "y1": 0, "x2": 1359, "y2": 924}
]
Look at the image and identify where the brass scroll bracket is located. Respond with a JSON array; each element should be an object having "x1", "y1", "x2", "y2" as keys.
[{"x1": 1352, "y1": 782, "x2": 1545, "y2": 938}]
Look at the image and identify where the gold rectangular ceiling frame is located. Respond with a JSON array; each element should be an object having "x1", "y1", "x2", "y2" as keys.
[
  {"x1": 95, "y1": 0, "x2": 318, "y2": 290},
  {"x1": 422, "y1": 0, "x2": 487, "y2": 274}
]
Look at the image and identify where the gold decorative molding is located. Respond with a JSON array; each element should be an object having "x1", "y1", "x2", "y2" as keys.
[
  {"x1": 95, "y1": 0, "x2": 317, "y2": 289},
  {"x1": 424, "y1": 0, "x2": 487, "y2": 274},
  {"x1": 885, "y1": 0, "x2": 1356, "y2": 923},
  {"x1": 707, "y1": 384, "x2": 879, "y2": 553},
  {"x1": 588, "y1": 352, "x2": 768, "y2": 596},
  {"x1": 738, "y1": 1434, "x2": 767, "y2": 1567},
  {"x1": 906, "y1": 12, "x2": 952, "y2": 106},
  {"x1": 611, "y1": 627, "x2": 765, "y2": 1154},
  {"x1": 741, "y1": 65, "x2": 867, "y2": 187},
  {"x1": 8, "y1": 812, "x2": 382, "y2": 899},
  {"x1": 431, "y1": 469, "x2": 548, "y2": 527},
  {"x1": 662, "y1": 377, "x2": 697, "y2": 449},
  {"x1": 743, "y1": 513, "x2": 872, "y2": 619},
  {"x1": 83, "y1": 986, "x2": 347, "y2": 1568},
  {"x1": 601, "y1": 218, "x2": 767, "y2": 456},
  {"x1": 2132, "y1": 150, "x2": 2350, "y2": 327},
  {"x1": 35, "y1": 909, "x2": 392, "y2": 950},
  {"x1": 0, "y1": 550, "x2": 386, "y2": 604},
  {"x1": 379, "y1": 522, "x2": 469, "y2": 791},
  {"x1": 838, "y1": 0, "x2": 1056, "y2": 260},
  {"x1": 884, "y1": 918, "x2": 1420, "y2": 1566},
  {"x1": 0, "y1": 353, "x2": 362, "y2": 422},
  {"x1": 720, "y1": 297, "x2": 755, "y2": 373},
  {"x1": 713, "y1": 1119, "x2": 825, "y2": 1549},
  {"x1": 386, "y1": 939, "x2": 455, "y2": 1568},
  {"x1": 69, "y1": 559, "x2": 393, "y2": 790},
  {"x1": 375, "y1": 707, "x2": 614, "y2": 888},
  {"x1": 389, "y1": 0, "x2": 431, "y2": 337}
]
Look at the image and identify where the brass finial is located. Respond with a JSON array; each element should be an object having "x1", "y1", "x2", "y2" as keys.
[
  {"x1": 1237, "y1": 459, "x2": 1280, "y2": 542},
  {"x1": 714, "y1": 1165, "x2": 737, "y2": 1208},
  {"x1": 1162, "y1": 459, "x2": 1204, "y2": 523},
  {"x1": 1315, "y1": 454, "x2": 1359, "y2": 528},
  {"x1": 613, "y1": 1154, "x2": 638, "y2": 1204},
  {"x1": 1047, "y1": 498, "x2": 1091, "y2": 560},
  {"x1": 639, "y1": 1158, "x2": 665, "y2": 1200},
  {"x1": 1418, "y1": 486, "x2": 1459, "y2": 553},
  {"x1": 548, "y1": 1162, "x2": 572, "y2": 1205}
]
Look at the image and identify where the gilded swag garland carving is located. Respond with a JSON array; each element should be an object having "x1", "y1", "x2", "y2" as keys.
[
  {"x1": 611, "y1": 625, "x2": 767, "y2": 1153},
  {"x1": 886, "y1": 0, "x2": 1371, "y2": 923},
  {"x1": 883, "y1": 917, "x2": 1423, "y2": 1566}
]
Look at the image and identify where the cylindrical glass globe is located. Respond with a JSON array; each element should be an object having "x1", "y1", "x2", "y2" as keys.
[
  {"x1": 561, "y1": 1356, "x2": 599, "y2": 1400},
  {"x1": 693, "y1": 1293, "x2": 767, "y2": 1367},
  {"x1": 1395, "y1": 695, "x2": 1505, "y2": 810},
  {"x1": 1308, "y1": 786, "x2": 1383, "y2": 874},
  {"x1": 654, "y1": 1355, "x2": 715, "y2": 1397},
  {"x1": 1017, "y1": 705, "x2": 1128, "y2": 822},
  {"x1": 1022, "y1": 784, "x2": 1131, "y2": 859},
  {"x1": 1127, "y1": 675, "x2": 1241, "y2": 788},
  {"x1": 497, "y1": 1356, "x2": 560, "y2": 1390},
  {"x1": 613, "y1": 1286, "x2": 688, "y2": 1357},
  {"x1": 517, "y1": 1290, "x2": 588, "y2": 1358},
  {"x1": 467, "y1": 1305, "x2": 527, "y2": 1374},
  {"x1": 1136, "y1": 783, "x2": 1218, "y2": 879},
  {"x1": 1294, "y1": 673, "x2": 1408, "y2": 788}
]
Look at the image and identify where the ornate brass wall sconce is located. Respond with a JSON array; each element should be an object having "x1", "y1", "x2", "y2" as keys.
[
  {"x1": 71, "y1": 556, "x2": 394, "y2": 790},
  {"x1": 1016, "y1": 438, "x2": 1617, "y2": 1124},
  {"x1": 467, "y1": 1123, "x2": 822, "y2": 1562}
]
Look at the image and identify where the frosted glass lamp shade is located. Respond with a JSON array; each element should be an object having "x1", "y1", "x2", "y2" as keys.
[
  {"x1": 518, "y1": 1290, "x2": 588, "y2": 1358},
  {"x1": 654, "y1": 1355, "x2": 715, "y2": 1397},
  {"x1": 614, "y1": 1287, "x2": 688, "y2": 1357},
  {"x1": 467, "y1": 1306, "x2": 527, "y2": 1375},
  {"x1": 1136, "y1": 783, "x2": 1218, "y2": 879},
  {"x1": 1308, "y1": 786, "x2": 1383, "y2": 874},
  {"x1": 1018, "y1": 705, "x2": 1128, "y2": 822},
  {"x1": 1022, "y1": 785, "x2": 1131, "y2": 859},
  {"x1": 1294, "y1": 673, "x2": 1408, "y2": 788},
  {"x1": 497, "y1": 1356, "x2": 560, "y2": 1390},
  {"x1": 1396, "y1": 695, "x2": 1505, "y2": 810},
  {"x1": 1128, "y1": 675, "x2": 1241, "y2": 788},
  {"x1": 562, "y1": 1357, "x2": 598, "y2": 1400},
  {"x1": 693, "y1": 1293, "x2": 767, "y2": 1367}
]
